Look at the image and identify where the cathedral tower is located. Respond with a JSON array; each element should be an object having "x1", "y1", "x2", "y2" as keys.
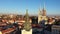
[
  {"x1": 42, "y1": 2, "x2": 46, "y2": 16},
  {"x1": 38, "y1": 8, "x2": 42, "y2": 23},
  {"x1": 38, "y1": 1, "x2": 47, "y2": 24}
]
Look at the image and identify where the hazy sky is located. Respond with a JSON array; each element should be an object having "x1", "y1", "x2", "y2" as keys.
[{"x1": 0, "y1": 0, "x2": 60, "y2": 15}]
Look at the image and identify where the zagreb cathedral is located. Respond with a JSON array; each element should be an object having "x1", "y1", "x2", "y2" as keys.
[{"x1": 38, "y1": 3, "x2": 48, "y2": 24}]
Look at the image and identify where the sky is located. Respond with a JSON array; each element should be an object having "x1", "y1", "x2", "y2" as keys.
[{"x1": 0, "y1": 0, "x2": 60, "y2": 15}]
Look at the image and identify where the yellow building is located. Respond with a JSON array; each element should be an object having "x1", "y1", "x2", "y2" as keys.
[{"x1": 38, "y1": 2, "x2": 48, "y2": 24}]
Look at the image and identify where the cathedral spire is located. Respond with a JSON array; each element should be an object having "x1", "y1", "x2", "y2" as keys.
[
  {"x1": 42, "y1": 1, "x2": 46, "y2": 16},
  {"x1": 38, "y1": 8, "x2": 42, "y2": 15},
  {"x1": 43, "y1": 1, "x2": 46, "y2": 10}
]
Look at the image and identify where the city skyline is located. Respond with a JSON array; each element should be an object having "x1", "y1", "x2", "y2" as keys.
[{"x1": 0, "y1": 0, "x2": 60, "y2": 15}]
